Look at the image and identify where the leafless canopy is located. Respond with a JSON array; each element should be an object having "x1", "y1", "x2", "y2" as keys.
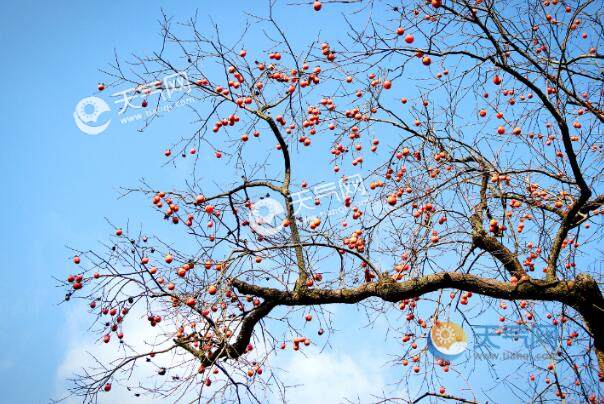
[{"x1": 62, "y1": 0, "x2": 603, "y2": 402}]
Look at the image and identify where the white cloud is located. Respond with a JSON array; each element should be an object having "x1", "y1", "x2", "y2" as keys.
[
  {"x1": 55, "y1": 302, "x2": 401, "y2": 403},
  {"x1": 272, "y1": 347, "x2": 389, "y2": 403},
  {"x1": 54, "y1": 306, "x2": 172, "y2": 404}
]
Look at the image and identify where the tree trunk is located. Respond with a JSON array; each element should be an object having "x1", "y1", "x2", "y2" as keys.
[{"x1": 572, "y1": 274, "x2": 604, "y2": 380}]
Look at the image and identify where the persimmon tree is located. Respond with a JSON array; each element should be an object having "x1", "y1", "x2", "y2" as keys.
[{"x1": 63, "y1": 0, "x2": 603, "y2": 402}]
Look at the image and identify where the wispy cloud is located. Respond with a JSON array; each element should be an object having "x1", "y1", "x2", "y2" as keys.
[
  {"x1": 55, "y1": 303, "x2": 403, "y2": 403},
  {"x1": 54, "y1": 305, "x2": 169, "y2": 404},
  {"x1": 271, "y1": 347, "x2": 391, "y2": 403}
]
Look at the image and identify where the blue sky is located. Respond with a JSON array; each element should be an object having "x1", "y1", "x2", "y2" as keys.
[{"x1": 1, "y1": 1, "x2": 599, "y2": 403}]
